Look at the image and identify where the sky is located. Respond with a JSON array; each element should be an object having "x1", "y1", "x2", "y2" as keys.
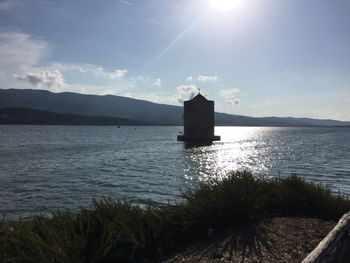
[{"x1": 0, "y1": 0, "x2": 349, "y2": 121}]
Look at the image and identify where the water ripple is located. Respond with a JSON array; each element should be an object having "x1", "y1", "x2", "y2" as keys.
[{"x1": 1, "y1": 125, "x2": 350, "y2": 219}]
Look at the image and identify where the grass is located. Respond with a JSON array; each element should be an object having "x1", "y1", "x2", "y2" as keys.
[{"x1": 1, "y1": 171, "x2": 350, "y2": 262}]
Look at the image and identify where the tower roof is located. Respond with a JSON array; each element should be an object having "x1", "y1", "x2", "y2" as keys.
[{"x1": 189, "y1": 93, "x2": 208, "y2": 102}]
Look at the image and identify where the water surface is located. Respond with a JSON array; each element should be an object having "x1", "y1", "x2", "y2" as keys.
[{"x1": 0, "y1": 125, "x2": 349, "y2": 219}]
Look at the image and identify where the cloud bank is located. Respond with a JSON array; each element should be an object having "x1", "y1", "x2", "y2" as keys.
[
  {"x1": 0, "y1": 31, "x2": 222, "y2": 107},
  {"x1": 15, "y1": 70, "x2": 66, "y2": 91},
  {"x1": 197, "y1": 75, "x2": 218, "y2": 82},
  {"x1": 219, "y1": 88, "x2": 240, "y2": 105},
  {"x1": 0, "y1": 31, "x2": 49, "y2": 72},
  {"x1": 51, "y1": 63, "x2": 127, "y2": 79},
  {"x1": 177, "y1": 84, "x2": 198, "y2": 94},
  {"x1": 186, "y1": 75, "x2": 218, "y2": 82},
  {"x1": 152, "y1": 78, "x2": 161, "y2": 87}
]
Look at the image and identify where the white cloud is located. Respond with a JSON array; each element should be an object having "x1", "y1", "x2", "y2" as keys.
[
  {"x1": 109, "y1": 69, "x2": 128, "y2": 79},
  {"x1": 197, "y1": 75, "x2": 218, "y2": 82},
  {"x1": 0, "y1": 31, "x2": 176, "y2": 106},
  {"x1": 15, "y1": 70, "x2": 66, "y2": 91},
  {"x1": 0, "y1": 31, "x2": 55, "y2": 89},
  {"x1": 0, "y1": 34, "x2": 107, "y2": 93},
  {"x1": 186, "y1": 75, "x2": 218, "y2": 82},
  {"x1": 219, "y1": 88, "x2": 240, "y2": 105},
  {"x1": 0, "y1": 31, "x2": 50, "y2": 73},
  {"x1": 228, "y1": 98, "x2": 240, "y2": 105},
  {"x1": 177, "y1": 84, "x2": 198, "y2": 94},
  {"x1": 51, "y1": 63, "x2": 127, "y2": 79},
  {"x1": 152, "y1": 78, "x2": 161, "y2": 87},
  {"x1": 176, "y1": 84, "x2": 204, "y2": 102}
]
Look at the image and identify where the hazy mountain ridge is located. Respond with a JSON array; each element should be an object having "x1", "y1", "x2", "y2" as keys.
[
  {"x1": 0, "y1": 107, "x2": 152, "y2": 125},
  {"x1": 0, "y1": 89, "x2": 349, "y2": 126},
  {"x1": 0, "y1": 89, "x2": 182, "y2": 125}
]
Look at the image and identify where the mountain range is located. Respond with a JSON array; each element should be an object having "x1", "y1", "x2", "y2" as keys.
[
  {"x1": 0, "y1": 89, "x2": 349, "y2": 126},
  {"x1": 0, "y1": 107, "x2": 151, "y2": 126}
]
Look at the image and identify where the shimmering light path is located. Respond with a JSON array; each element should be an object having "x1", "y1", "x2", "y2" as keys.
[{"x1": 1, "y1": 126, "x2": 349, "y2": 219}]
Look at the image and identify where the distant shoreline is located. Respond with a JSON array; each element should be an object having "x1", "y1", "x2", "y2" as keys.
[
  {"x1": 0, "y1": 107, "x2": 155, "y2": 126},
  {"x1": 1, "y1": 107, "x2": 350, "y2": 127},
  {"x1": 1, "y1": 123, "x2": 349, "y2": 128},
  {"x1": 1, "y1": 89, "x2": 350, "y2": 126},
  {"x1": 1, "y1": 124, "x2": 350, "y2": 127}
]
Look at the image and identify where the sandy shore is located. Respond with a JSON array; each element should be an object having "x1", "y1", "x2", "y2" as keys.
[{"x1": 164, "y1": 217, "x2": 336, "y2": 263}]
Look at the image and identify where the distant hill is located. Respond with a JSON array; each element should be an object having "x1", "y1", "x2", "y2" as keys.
[
  {"x1": 0, "y1": 89, "x2": 349, "y2": 127},
  {"x1": 214, "y1": 112, "x2": 350, "y2": 127},
  {"x1": 0, "y1": 89, "x2": 181, "y2": 125},
  {"x1": 0, "y1": 107, "x2": 151, "y2": 125}
]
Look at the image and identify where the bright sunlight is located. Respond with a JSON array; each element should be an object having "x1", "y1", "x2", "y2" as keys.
[{"x1": 209, "y1": 0, "x2": 243, "y2": 10}]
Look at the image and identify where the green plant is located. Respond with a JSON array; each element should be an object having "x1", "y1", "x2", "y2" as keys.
[{"x1": 1, "y1": 171, "x2": 350, "y2": 262}]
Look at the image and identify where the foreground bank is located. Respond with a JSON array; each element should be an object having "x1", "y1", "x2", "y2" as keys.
[{"x1": 1, "y1": 171, "x2": 350, "y2": 262}]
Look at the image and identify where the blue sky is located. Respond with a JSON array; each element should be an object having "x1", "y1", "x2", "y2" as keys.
[{"x1": 0, "y1": 0, "x2": 349, "y2": 120}]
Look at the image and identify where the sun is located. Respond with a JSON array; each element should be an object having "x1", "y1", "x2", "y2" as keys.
[{"x1": 209, "y1": 0, "x2": 243, "y2": 11}]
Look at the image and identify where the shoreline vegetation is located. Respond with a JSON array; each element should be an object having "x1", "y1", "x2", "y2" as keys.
[{"x1": 1, "y1": 171, "x2": 350, "y2": 262}]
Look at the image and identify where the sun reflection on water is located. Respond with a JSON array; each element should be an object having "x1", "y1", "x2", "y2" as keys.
[{"x1": 183, "y1": 127, "x2": 277, "y2": 182}]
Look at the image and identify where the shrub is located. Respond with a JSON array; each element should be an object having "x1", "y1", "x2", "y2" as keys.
[{"x1": 1, "y1": 171, "x2": 350, "y2": 262}]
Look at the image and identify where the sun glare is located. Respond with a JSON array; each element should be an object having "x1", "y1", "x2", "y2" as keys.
[{"x1": 209, "y1": 0, "x2": 243, "y2": 10}]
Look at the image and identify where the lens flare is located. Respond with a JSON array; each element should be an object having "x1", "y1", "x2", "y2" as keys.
[{"x1": 209, "y1": 0, "x2": 243, "y2": 10}]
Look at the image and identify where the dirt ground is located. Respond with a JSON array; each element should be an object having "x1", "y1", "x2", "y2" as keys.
[{"x1": 164, "y1": 217, "x2": 336, "y2": 263}]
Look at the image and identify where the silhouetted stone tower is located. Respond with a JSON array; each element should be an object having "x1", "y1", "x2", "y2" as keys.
[{"x1": 177, "y1": 93, "x2": 220, "y2": 142}]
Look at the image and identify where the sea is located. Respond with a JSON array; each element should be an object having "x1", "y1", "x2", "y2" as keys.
[{"x1": 0, "y1": 125, "x2": 350, "y2": 220}]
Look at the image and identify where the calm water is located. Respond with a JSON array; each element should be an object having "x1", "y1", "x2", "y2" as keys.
[{"x1": 0, "y1": 125, "x2": 350, "y2": 220}]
